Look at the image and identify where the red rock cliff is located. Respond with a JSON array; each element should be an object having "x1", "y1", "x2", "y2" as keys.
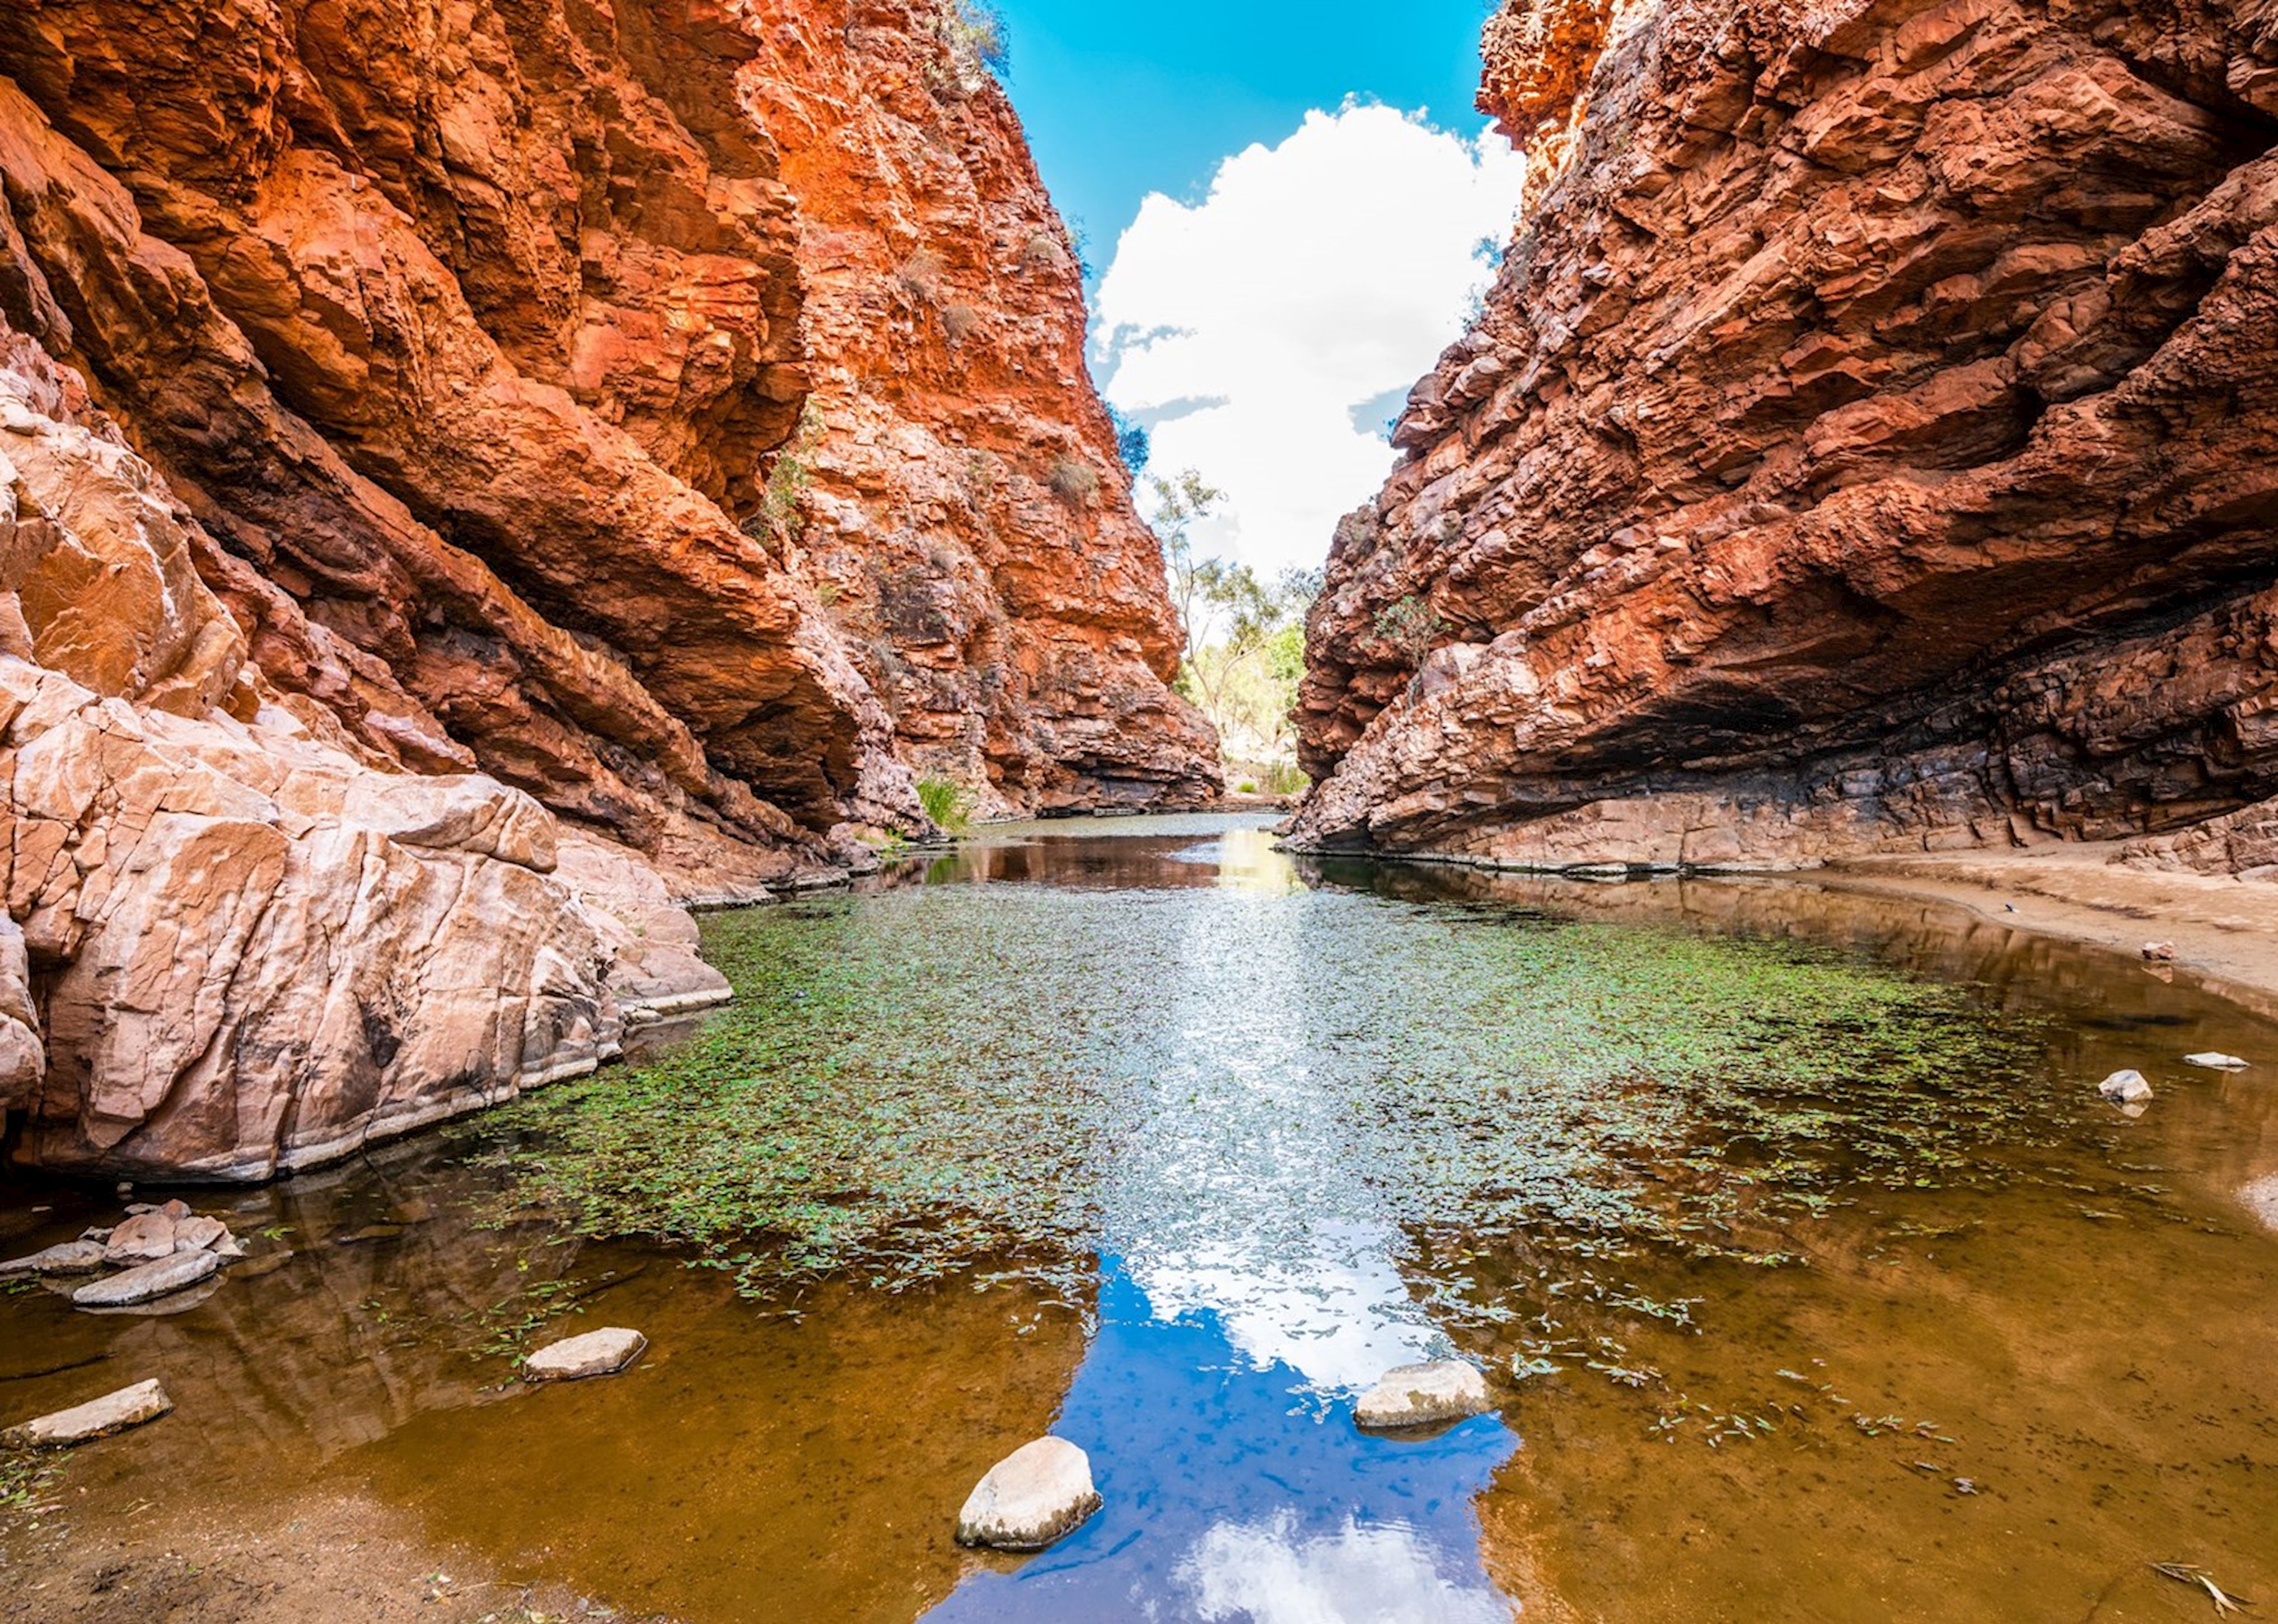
[
  {"x1": 1290, "y1": 0, "x2": 2278, "y2": 873},
  {"x1": 0, "y1": 0, "x2": 1213, "y2": 1177},
  {"x1": 745, "y1": 3, "x2": 1220, "y2": 814}
]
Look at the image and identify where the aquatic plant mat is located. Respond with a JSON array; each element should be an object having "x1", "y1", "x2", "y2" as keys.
[{"x1": 479, "y1": 861, "x2": 2098, "y2": 1370}]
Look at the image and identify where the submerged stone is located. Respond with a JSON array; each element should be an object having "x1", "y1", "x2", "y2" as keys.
[
  {"x1": 955, "y1": 1436, "x2": 1101, "y2": 1550},
  {"x1": 72, "y1": 1247, "x2": 221, "y2": 1307},
  {"x1": 2183, "y1": 1052, "x2": 2248, "y2": 1070},
  {"x1": 2, "y1": 1378, "x2": 172, "y2": 1448},
  {"x1": 524, "y1": 1327, "x2": 647, "y2": 1382},
  {"x1": 2097, "y1": 1069, "x2": 2154, "y2": 1105},
  {"x1": 2243, "y1": 1175, "x2": 2278, "y2": 1234},
  {"x1": 0, "y1": 1239, "x2": 108, "y2": 1279},
  {"x1": 1354, "y1": 1360, "x2": 1494, "y2": 1429}
]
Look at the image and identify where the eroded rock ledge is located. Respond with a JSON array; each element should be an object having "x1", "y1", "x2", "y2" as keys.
[
  {"x1": 0, "y1": 0, "x2": 1214, "y2": 1177},
  {"x1": 1290, "y1": 0, "x2": 2278, "y2": 877}
]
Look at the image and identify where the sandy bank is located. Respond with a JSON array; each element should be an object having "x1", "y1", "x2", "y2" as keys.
[{"x1": 1816, "y1": 846, "x2": 2278, "y2": 1022}]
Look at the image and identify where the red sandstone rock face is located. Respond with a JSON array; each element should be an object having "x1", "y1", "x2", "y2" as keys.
[
  {"x1": 0, "y1": 0, "x2": 1211, "y2": 1175},
  {"x1": 1291, "y1": 0, "x2": 2278, "y2": 872},
  {"x1": 742, "y1": 1, "x2": 1219, "y2": 813}
]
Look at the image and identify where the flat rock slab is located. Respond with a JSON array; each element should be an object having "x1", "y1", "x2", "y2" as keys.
[
  {"x1": 524, "y1": 1327, "x2": 646, "y2": 1382},
  {"x1": 72, "y1": 1247, "x2": 220, "y2": 1308},
  {"x1": 2243, "y1": 1174, "x2": 2278, "y2": 1235},
  {"x1": 2185, "y1": 1052, "x2": 2249, "y2": 1070},
  {"x1": 102, "y1": 1211, "x2": 182, "y2": 1265},
  {"x1": 2, "y1": 1379, "x2": 172, "y2": 1448},
  {"x1": 2098, "y1": 1069, "x2": 2154, "y2": 1104},
  {"x1": 1355, "y1": 1360, "x2": 1494, "y2": 1429},
  {"x1": 0, "y1": 1239, "x2": 108, "y2": 1280},
  {"x1": 956, "y1": 1436, "x2": 1100, "y2": 1550}
]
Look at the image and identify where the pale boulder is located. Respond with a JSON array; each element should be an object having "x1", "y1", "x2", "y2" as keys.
[
  {"x1": 2098, "y1": 1069, "x2": 2155, "y2": 1104},
  {"x1": 1354, "y1": 1360, "x2": 1495, "y2": 1429},
  {"x1": 523, "y1": 1327, "x2": 647, "y2": 1382},
  {"x1": 72, "y1": 1247, "x2": 219, "y2": 1307},
  {"x1": 102, "y1": 1211, "x2": 181, "y2": 1265},
  {"x1": 0, "y1": 1239, "x2": 107, "y2": 1279},
  {"x1": 2184, "y1": 1052, "x2": 2249, "y2": 1070},
  {"x1": 1, "y1": 1379, "x2": 172, "y2": 1448},
  {"x1": 955, "y1": 1437, "x2": 1101, "y2": 1550}
]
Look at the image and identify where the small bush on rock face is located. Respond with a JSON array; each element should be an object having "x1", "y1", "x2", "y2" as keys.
[
  {"x1": 942, "y1": 302, "x2": 977, "y2": 344},
  {"x1": 916, "y1": 774, "x2": 975, "y2": 831},
  {"x1": 747, "y1": 401, "x2": 825, "y2": 546},
  {"x1": 1046, "y1": 458, "x2": 1099, "y2": 509},
  {"x1": 1373, "y1": 593, "x2": 1445, "y2": 672},
  {"x1": 941, "y1": 0, "x2": 1009, "y2": 76},
  {"x1": 898, "y1": 249, "x2": 946, "y2": 303}
]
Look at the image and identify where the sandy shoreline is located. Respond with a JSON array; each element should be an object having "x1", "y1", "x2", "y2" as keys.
[{"x1": 1813, "y1": 845, "x2": 2278, "y2": 1023}]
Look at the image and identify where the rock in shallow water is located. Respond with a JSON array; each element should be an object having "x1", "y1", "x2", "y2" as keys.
[
  {"x1": 2098, "y1": 1070, "x2": 2155, "y2": 1105},
  {"x1": 2184, "y1": 1052, "x2": 2249, "y2": 1070},
  {"x1": 0, "y1": 1239, "x2": 108, "y2": 1279},
  {"x1": 523, "y1": 1327, "x2": 647, "y2": 1382},
  {"x1": 2, "y1": 1379, "x2": 172, "y2": 1448},
  {"x1": 102, "y1": 1211, "x2": 183, "y2": 1266},
  {"x1": 72, "y1": 1248, "x2": 221, "y2": 1307},
  {"x1": 1354, "y1": 1360, "x2": 1495, "y2": 1429},
  {"x1": 955, "y1": 1437, "x2": 1101, "y2": 1550}
]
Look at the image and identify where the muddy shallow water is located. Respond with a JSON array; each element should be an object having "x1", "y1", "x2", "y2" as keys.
[{"x1": 4, "y1": 813, "x2": 2276, "y2": 1622}]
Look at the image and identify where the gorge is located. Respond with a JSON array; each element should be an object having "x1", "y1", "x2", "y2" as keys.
[{"x1": 4, "y1": 1, "x2": 2278, "y2": 1621}]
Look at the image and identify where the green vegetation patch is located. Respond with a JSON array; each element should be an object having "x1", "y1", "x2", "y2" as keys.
[{"x1": 480, "y1": 876, "x2": 2058, "y2": 1319}]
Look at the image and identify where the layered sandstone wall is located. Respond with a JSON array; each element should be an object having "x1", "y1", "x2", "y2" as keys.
[
  {"x1": 743, "y1": 1, "x2": 1219, "y2": 814},
  {"x1": 0, "y1": 0, "x2": 1211, "y2": 1177},
  {"x1": 1290, "y1": 0, "x2": 2278, "y2": 874}
]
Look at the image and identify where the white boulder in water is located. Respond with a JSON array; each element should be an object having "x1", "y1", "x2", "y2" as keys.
[
  {"x1": 2, "y1": 1379, "x2": 172, "y2": 1448},
  {"x1": 1354, "y1": 1359, "x2": 1494, "y2": 1429},
  {"x1": 2097, "y1": 1069, "x2": 2154, "y2": 1105},
  {"x1": 523, "y1": 1327, "x2": 647, "y2": 1382},
  {"x1": 2184, "y1": 1052, "x2": 2249, "y2": 1070},
  {"x1": 955, "y1": 1436, "x2": 1101, "y2": 1550}
]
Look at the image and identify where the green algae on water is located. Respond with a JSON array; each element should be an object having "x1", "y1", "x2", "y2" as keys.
[{"x1": 476, "y1": 871, "x2": 2057, "y2": 1325}]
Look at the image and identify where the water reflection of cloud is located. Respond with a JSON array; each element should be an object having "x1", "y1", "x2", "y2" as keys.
[
  {"x1": 1181, "y1": 1510, "x2": 1520, "y2": 1623},
  {"x1": 1128, "y1": 1221, "x2": 1438, "y2": 1392}
]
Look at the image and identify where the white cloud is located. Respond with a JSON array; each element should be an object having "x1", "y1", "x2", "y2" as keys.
[{"x1": 1095, "y1": 104, "x2": 1525, "y2": 575}]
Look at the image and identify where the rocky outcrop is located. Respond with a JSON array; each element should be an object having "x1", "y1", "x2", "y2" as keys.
[
  {"x1": 0, "y1": 0, "x2": 1210, "y2": 1177},
  {"x1": 743, "y1": 4, "x2": 1219, "y2": 815},
  {"x1": 1291, "y1": 0, "x2": 2278, "y2": 872}
]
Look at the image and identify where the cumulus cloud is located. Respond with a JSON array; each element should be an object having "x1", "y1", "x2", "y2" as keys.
[{"x1": 1094, "y1": 104, "x2": 1524, "y2": 574}]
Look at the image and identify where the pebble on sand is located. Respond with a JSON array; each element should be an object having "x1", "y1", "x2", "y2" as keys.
[
  {"x1": 1354, "y1": 1359, "x2": 1495, "y2": 1429},
  {"x1": 955, "y1": 1436, "x2": 1101, "y2": 1550},
  {"x1": 523, "y1": 1327, "x2": 648, "y2": 1382},
  {"x1": 2, "y1": 1379, "x2": 172, "y2": 1449}
]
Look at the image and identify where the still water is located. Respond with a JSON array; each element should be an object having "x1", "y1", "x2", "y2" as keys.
[{"x1": 3, "y1": 813, "x2": 2275, "y2": 1622}]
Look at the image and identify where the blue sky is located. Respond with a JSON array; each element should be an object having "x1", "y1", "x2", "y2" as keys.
[
  {"x1": 991, "y1": 1, "x2": 1499, "y2": 269},
  {"x1": 984, "y1": 1, "x2": 1527, "y2": 573}
]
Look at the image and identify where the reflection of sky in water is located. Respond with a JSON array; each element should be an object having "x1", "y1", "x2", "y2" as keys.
[
  {"x1": 929, "y1": 826, "x2": 1520, "y2": 1622},
  {"x1": 923, "y1": 1265, "x2": 1519, "y2": 1623}
]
